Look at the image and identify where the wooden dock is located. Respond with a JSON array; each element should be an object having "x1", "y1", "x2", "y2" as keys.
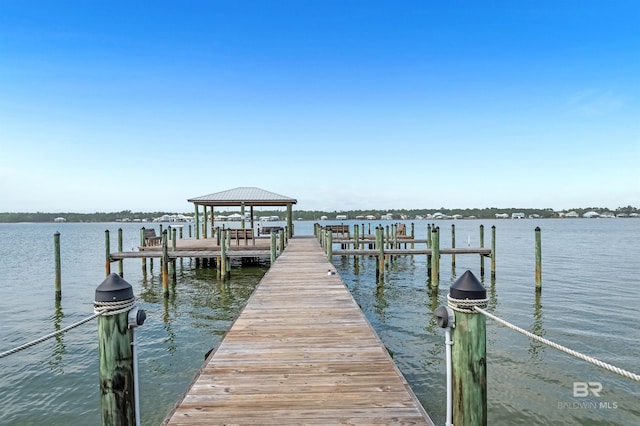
[{"x1": 163, "y1": 236, "x2": 434, "y2": 425}]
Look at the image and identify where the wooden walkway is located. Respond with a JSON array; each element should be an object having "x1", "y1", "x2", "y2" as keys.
[{"x1": 163, "y1": 236, "x2": 434, "y2": 425}]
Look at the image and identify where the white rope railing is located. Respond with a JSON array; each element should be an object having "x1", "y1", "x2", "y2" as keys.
[
  {"x1": 0, "y1": 298, "x2": 136, "y2": 360},
  {"x1": 474, "y1": 306, "x2": 640, "y2": 383}
]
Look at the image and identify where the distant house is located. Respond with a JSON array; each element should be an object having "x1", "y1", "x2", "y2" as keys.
[
  {"x1": 583, "y1": 211, "x2": 600, "y2": 218},
  {"x1": 565, "y1": 211, "x2": 579, "y2": 218},
  {"x1": 320, "y1": 215, "x2": 328, "y2": 220},
  {"x1": 495, "y1": 213, "x2": 509, "y2": 219},
  {"x1": 335, "y1": 214, "x2": 348, "y2": 220},
  {"x1": 53, "y1": 217, "x2": 66, "y2": 223},
  {"x1": 512, "y1": 212, "x2": 525, "y2": 219}
]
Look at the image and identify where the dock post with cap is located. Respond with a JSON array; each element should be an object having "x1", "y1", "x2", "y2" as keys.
[
  {"x1": 444, "y1": 270, "x2": 488, "y2": 426},
  {"x1": 94, "y1": 273, "x2": 146, "y2": 426}
]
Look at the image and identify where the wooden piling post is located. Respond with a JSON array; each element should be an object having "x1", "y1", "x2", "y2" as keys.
[
  {"x1": 105, "y1": 230, "x2": 111, "y2": 276},
  {"x1": 411, "y1": 222, "x2": 415, "y2": 249},
  {"x1": 279, "y1": 228, "x2": 285, "y2": 252},
  {"x1": 203, "y1": 207, "x2": 208, "y2": 239},
  {"x1": 54, "y1": 232, "x2": 61, "y2": 300},
  {"x1": 140, "y1": 228, "x2": 147, "y2": 275},
  {"x1": 327, "y1": 230, "x2": 333, "y2": 260},
  {"x1": 220, "y1": 229, "x2": 228, "y2": 279},
  {"x1": 354, "y1": 224, "x2": 359, "y2": 253},
  {"x1": 377, "y1": 227, "x2": 385, "y2": 277},
  {"x1": 270, "y1": 231, "x2": 277, "y2": 264},
  {"x1": 162, "y1": 230, "x2": 169, "y2": 296},
  {"x1": 427, "y1": 224, "x2": 432, "y2": 248},
  {"x1": 431, "y1": 227, "x2": 440, "y2": 288},
  {"x1": 95, "y1": 274, "x2": 136, "y2": 425},
  {"x1": 170, "y1": 228, "x2": 177, "y2": 280},
  {"x1": 535, "y1": 226, "x2": 542, "y2": 291},
  {"x1": 449, "y1": 270, "x2": 487, "y2": 426},
  {"x1": 194, "y1": 204, "x2": 200, "y2": 239},
  {"x1": 491, "y1": 225, "x2": 496, "y2": 278},
  {"x1": 479, "y1": 224, "x2": 485, "y2": 277},
  {"x1": 118, "y1": 228, "x2": 123, "y2": 277},
  {"x1": 451, "y1": 224, "x2": 456, "y2": 273}
]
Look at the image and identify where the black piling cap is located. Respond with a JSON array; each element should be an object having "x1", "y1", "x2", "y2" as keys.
[
  {"x1": 450, "y1": 270, "x2": 486, "y2": 300},
  {"x1": 95, "y1": 273, "x2": 134, "y2": 302}
]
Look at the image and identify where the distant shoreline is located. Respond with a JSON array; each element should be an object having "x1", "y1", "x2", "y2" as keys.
[{"x1": 1, "y1": 206, "x2": 638, "y2": 223}]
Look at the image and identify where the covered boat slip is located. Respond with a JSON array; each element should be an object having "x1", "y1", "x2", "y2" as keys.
[{"x1": 163, "y1": 236, "x2": 434, "y2": 425}]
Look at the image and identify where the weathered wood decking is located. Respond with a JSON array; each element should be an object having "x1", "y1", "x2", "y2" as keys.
[{"x1": 163, "y1": 236, "x2": 434, "y2": 425}]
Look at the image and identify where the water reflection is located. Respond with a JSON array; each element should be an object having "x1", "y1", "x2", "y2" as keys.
[
  {"x1": 528, "y1": 291, "x2": 545, "y2": 359},
  {"x1": 48, "y1": 300, "x2": 66, "y2": 373}
]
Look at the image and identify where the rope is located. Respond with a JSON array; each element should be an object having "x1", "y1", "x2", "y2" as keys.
[
  {"x1": 0, "y1": 312, "x2": 102, "y2": 359},
  {"x1": 93, "y1": 298, "x2": 136, "y2": 316},
  {"x1": 0, "y1": 298, "x2": 137, "y2": 360},
  {"x1": 474, "y1": 306, "x2": 640, "y2": 383},
  {"x1": 447, "y1": 294, "x2": 489, "y2": 312}
]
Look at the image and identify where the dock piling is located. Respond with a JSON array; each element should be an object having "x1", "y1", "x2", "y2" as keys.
[
  {"x1": 535, "y1": 227, "x2": 542, "y2": 291},
  {"x1": 447, "y1": 270, "x2": 487, "y2": 426},
  {"x1": 479, "y1": 225, "x2": 485, "y2": 277},
  {"x1": 54, "y1": 232, "x2": 61, "y2": 300},
  {"x1": 451, "y1": 224, "x2": 456, "y2": 274},
  {"x1": 118, "y1": 228, "x2": 123, "y2": 277},
  {"x1": 491, "y1": 225, "x2": 496, "y2": 278},
  {"x1": 105, "y1": 230, "x2": 111, "y2": 276},
  {"x1": 430, "y1": 227, "x2": 440, "y2": 288},
  {"x1": 162, "y1": 230, "x2": 169, "y2": 296},
  {"x1": 95, "y1": 274, "x2": 145, "y2": 426}
]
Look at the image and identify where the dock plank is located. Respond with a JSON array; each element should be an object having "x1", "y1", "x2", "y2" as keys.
[{"x1": 163, "y1": 236, "x2": 433, "y2": 425}]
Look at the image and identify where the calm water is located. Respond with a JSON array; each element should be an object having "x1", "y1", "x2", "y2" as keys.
[{"x1": 0, "y1": 219, "x2": 639, "y2": 425}]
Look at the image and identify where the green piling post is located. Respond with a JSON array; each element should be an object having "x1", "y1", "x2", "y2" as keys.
[
  {"x1": 535, "y1": 226, "x2": 542, "y2": 291},
  {"x1": 54, "y1": 232, "x2": 61, "y2": 300},
  {"x1": 491, "y1": 225, "x2": 496, "y2": 278},
  {"x1": 448, "y1": 271, "x2": 487, "y2": 426},
  {"x1": 354, "y1": 224, "x2": 359, "y2": 253},
  {"x1": 279, "y1": 228, "x2": 285, "y2": 253},
  {"x1": 95, "y1": 274, "x2": 145, "y2": 426},
  {"x1": 427, "y1": 224, "x2": 432, "y2": 248},
  {"x1": 118, "y1": 228, "x2": 123, "y2": 277},
  {"x1": 479, "y1": 224, "x2": 485, "y2": 277},
  {"x1": 327, "y1": 230, "x2": 333, "y2": 260},
  {"x1": 194, "y1": 205, "x2": 200, "y2": 239},
  {"x1": 105, "y1": 230, "x2": 111, "y2": 277},
  {"x1": 451, "y1": 224, "x2": 456, "y2": 274}
]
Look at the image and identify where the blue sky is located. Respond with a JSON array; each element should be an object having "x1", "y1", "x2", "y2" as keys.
[{"x1": 1, "y1": 1, "x2": 639, "y2": 213}]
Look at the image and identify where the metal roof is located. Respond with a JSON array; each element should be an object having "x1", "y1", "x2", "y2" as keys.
[{"x1": 187, "y1": 187, "x2": 297, "y2": 207}]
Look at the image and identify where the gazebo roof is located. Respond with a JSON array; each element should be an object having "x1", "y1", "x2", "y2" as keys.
[{"x1": 187, "y1": 187, "x2": 297, "y2": 207}]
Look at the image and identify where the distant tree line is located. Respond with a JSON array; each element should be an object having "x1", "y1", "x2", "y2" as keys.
[{"x1": 1, "y1": 206, "x2": 638, "y2": 223}]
